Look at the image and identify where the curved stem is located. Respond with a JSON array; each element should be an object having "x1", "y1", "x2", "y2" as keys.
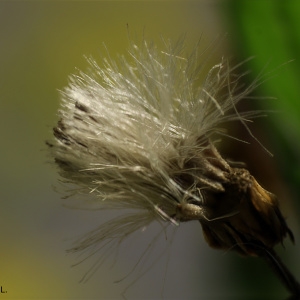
[{"x1": 260, "y1": 248, "x2": 300, "y2": 297}]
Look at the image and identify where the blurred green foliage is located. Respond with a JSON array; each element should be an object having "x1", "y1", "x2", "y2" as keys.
[
  {"x1": 223, "y1": 0, "x2": 300, "y2": 298},
  {"x1": 226, "y1": 0, "x2": 300, "y2": 191}
]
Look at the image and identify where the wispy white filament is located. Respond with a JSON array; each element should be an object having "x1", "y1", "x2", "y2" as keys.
[{"x1": 50, "y1": 37, "x2": 264, "y2": 281}]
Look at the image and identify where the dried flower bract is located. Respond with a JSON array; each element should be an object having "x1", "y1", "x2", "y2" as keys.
[{"x1": 48, "y1": 37, "x2": 297, "y2": 293}]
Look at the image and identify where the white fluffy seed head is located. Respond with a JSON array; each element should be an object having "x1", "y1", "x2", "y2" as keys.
[
  {"x1": 54, "y1": 41, "x2": 254, "y2": 199},
  {"x1": 49, "y1": 37, "x2": 266, "y2": 271}
]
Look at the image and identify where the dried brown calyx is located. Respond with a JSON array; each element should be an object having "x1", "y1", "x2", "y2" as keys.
[
  {"x1": 174, "y1": 143, "x2": 294, "y2": 255},
  {"x1": 174, "y1": 143, "x2": 299, "y2": 295}
]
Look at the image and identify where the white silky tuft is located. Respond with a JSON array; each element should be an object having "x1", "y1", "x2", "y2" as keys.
[{"x1": 50, "y1": 37, "x2": 263, "y2": 279}]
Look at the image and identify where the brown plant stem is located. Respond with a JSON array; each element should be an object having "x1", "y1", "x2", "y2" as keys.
[{"x1": 259, "y1": 248, "x2": 300, "y2": 297}]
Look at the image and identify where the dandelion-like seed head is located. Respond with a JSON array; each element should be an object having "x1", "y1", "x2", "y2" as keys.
[{"x1": 48, "y1": 37, "x2": 294, "y2": 285}]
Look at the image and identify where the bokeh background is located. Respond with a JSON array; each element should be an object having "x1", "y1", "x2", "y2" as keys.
[{"x1": 1, "y1": 1, "x2": 299, "y2": 299}]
